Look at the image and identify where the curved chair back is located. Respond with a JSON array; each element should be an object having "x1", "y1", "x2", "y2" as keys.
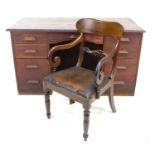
[{"x1": 76, "y1": 18, "x2": 124, "y2": 39}]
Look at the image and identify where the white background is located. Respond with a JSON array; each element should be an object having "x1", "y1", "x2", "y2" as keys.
[{"x1": 0, "y1": 0, "x2": 155, "y2": 155}]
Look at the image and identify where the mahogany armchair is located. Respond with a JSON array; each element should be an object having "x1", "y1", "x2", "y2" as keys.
[{"x1": 43, "y1": 18, "x2": 124, "y2": 141}]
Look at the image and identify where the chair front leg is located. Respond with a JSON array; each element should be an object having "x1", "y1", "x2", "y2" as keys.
[
  {"x1": 108, "y1": 86, "x2": 116, "y2": 113},
  {"x1": 44, "y1": 89, "x2": 52, "y2": 119},
  {"x1": 83, "y1": 103, "x2": 91, "y2": 141}
]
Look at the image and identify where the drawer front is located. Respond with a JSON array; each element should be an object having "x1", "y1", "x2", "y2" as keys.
[
  {"x1": 12, "y1": 32, "x2": 48, "y2": 44},
  {"x1": 15, "y1": 59, "x2": 49, "y2": 93},
  {"x1": 116, "y1": 59, "x2": 137, "y2": 80},
  {"x1": 120, "y1": 32, "x2": 143, "y2": 47},
  {"x1": 103, "y1": 32, "x2": 143, "y2": 59},
  {"x1": 14, "y1": 44, "x2": 49, "y2": 58},
  {"x1": 48, "y1": 32, "x2": 79, "y2": 43},
  {"x1": 113, "y1": 83, "x2": 135, "y2": 95},
  {"x1": 84, "y1": 34, "x2": 103, "y2": 44},
  {"x1": 104, "y1": 59, "x2": 138, "y2": 95},
  {"x1": 114, "y1": 59, "x2": 137, "y2": 95},
  {"x1": 118, "y1": 44, "x2": 139, "y2": 59}
]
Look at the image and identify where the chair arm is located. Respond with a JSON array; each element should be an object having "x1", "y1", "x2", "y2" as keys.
[
  {"x1": 95, "y1": 40, "x2": 119, "y2": 85},
  {"x1": 48, "y1": 33, "x2": 83, "y2": 68}
]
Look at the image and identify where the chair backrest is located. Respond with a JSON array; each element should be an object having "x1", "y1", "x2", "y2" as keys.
[
  {"x1": 76, "y1": 18, "x2": 124, "y2": 39},
  {"x1": 75, "y1": 18, "x2": 124, "y2": 85}
]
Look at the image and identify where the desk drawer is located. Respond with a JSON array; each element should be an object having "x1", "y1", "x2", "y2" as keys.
[
  {"x1": 84, "y1": 34, "x2": 103, "y2": 44},
  {"x1": 114, "y1": 59, "x2": 137, "y2": 95},
  {"x1": 120, "y1": 32, "x2": 142, "y2": 47},
  {"x1": 12, "y1": 32, "x2": 48, "y2": 44},
  {"x1": 48, "y1": 32, "x2": 79, "y2": 43},
  {"x1": 114, "y1": 83, "x2": 135, "y2": 95},
  {"x1": 104, "y1": 59, "x2": 137, "y2": 95},
  {"x1": 14, "y1": 44, "x2": 49, "y2": 58},
  {"x1": 117, "y1": 58, "x2": 137, "y2": 76},
  {"x1": 103, "y1": 32, "x2": 142, "y2": 59},
  {"x1": 104, "y1": 43, "x2": 140, "y2": 59},
  {"x1": 16, "y1": 59, "x2": 49, "y2": 93},
  {"x1": 48, "y1": 33, "x2": 103, "y2": 44},
  {"x1": 118, "y1": 45, "x2": 139, "y2": 59}
]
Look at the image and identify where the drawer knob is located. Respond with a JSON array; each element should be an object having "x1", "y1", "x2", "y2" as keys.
[
  {"x1": 69, "y1": 34, "x2": 77, "y2": 39},
  {"x1": 114, "y1": 81, "x2": 125, "y2": 85},
  {"x1": 24, "y1": 49, "x2": 37, "y2": 54},
  {"x1": 23, "y1": 36, "x2": 36, "y2": 41},
  {"x1": 26, "y1": 65, "x2": 39, "y2": 69},
  {"x1": 27, "y1": 80, "x2": 39, "y2": 84},
  {"x1": 120, "y1": 37, "x2": 130, "y2": 42},
  {"x1": 119, "y1": 50, "x2": 128, "y2": 55},
  {"x1": 117, "y1": 66, "x2": 127, "y2": 70}
]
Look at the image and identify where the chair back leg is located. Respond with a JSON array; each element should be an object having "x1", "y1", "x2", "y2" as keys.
[{"x1": 108, "y1": 86, "x2": 116, "y2": 113}]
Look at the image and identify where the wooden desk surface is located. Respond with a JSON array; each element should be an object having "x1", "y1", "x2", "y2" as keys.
[{"x1": 7, "y1": 18, "x2": 144, "y2": 32}]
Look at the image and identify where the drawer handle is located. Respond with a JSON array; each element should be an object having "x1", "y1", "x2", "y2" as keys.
[
  {"x1": 117, "y1": 66, "x2": 127, "y2": 70},
  {"x1": 114, "y1": 81, "x2": 125, "y2": 85},
  {"x1": 69, "y1": 34, "x2": 77, "y2": 39},
  {"x1": 120, "y1": 37, "x2": 130, "y2": 42},
  {"x1": 119, "y1": 50, "x2": 128, "y2": 55},
  {"x1": 24, "y1": 49, "x2": 37, "y2": 54},
  {"x1": 23, "y1": 36, "x2": 36, "y2": 41},
  {"x1": 27, "y1": 80, "x2": 39, "y2": 84},
  {"x1": 26, "y1": 65, "x2": 39, "y2": 69}
]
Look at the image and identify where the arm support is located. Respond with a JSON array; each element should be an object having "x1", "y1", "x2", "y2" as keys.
[
  {"x1": 95, "y1": 40, "x2": 120, "y2": 85},
  {"x1": 48, "y1": 33, "x2": 83, "y2": 68}
]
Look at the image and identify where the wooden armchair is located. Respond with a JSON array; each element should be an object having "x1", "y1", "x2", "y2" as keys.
[{"x1": 43, "y1": 18, "x2": 124, "y2": 141}]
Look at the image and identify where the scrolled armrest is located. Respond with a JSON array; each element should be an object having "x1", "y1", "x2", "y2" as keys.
[
  {"x1": 48, "y1": 33, "x2": 83, "y2": 68},
  {"x1": 95, "y1": 40, "x2": 119, "y2": 85}
]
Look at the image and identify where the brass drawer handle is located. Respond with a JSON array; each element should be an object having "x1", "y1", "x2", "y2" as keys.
[
  {"x1": 114, "y1": 81, "x2": 125, "y2": 85},
  {"x1": 69, "y1": 34, "x2": 77, "y2": 39},
  {"x1": 119, "y1": 50, "x2": 128, "y2": 55},
  {"x1": 26, "y1": 65, "x2": 39, "y2": 69},
  {"x1": 117, "y1": 66, "x2": 127, "y2": 70},
  {"x1": 27, "y1": 80, "x2": 39, "y2": 84},
  {"x1": 24, "y1": 49, "x2": 38, "y2": 54},
  {"x1": 23, "y1": 36, "x2": 36, "y2": 41},
  {"x1": 120, "y1": 37, "x2": 130, "y2": 42}
]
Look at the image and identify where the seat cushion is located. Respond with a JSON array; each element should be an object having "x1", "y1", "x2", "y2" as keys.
[{"x1": 44, "y1": 67, "x2": 96, "y2": 99}]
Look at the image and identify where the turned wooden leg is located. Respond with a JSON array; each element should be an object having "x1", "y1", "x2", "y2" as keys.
[
  {"x1": 69, "y1": 98, "x2": 75, "y2": 104},
  {"x1": 108, "y1": 86, "x2": 116, "y2": 113},
  {"x1": 44, "y1": 89, "x2": 52, "y2": 119},
  {"x1": 83, "y1": 104, "x2": 90, "y2": 141}
]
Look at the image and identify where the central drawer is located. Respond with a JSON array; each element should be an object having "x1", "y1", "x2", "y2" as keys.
[
  {"x1": 48, "y1": 32, "x2": 79, "y2": 43},
  {"x1": 16, "y1": 59, "x2": 49, "y2": 93}
]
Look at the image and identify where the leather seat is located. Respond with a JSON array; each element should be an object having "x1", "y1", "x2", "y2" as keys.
[{"x1": 44, "y1": 67, "x2": 96, "y2": 99}]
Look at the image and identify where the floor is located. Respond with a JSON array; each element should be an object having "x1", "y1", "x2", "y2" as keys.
[{"x1": 0, "y1": 68, "x2": 154, "y2": 155}]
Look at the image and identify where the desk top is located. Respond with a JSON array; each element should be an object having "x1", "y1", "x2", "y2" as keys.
[{"x1": 7, "y1": 18, "x2": 144, "y2": 32}]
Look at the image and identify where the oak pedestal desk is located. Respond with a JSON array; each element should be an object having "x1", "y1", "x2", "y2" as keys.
[{"x1": 7, "y1": 18, "x2": 144, "y2": 95}]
